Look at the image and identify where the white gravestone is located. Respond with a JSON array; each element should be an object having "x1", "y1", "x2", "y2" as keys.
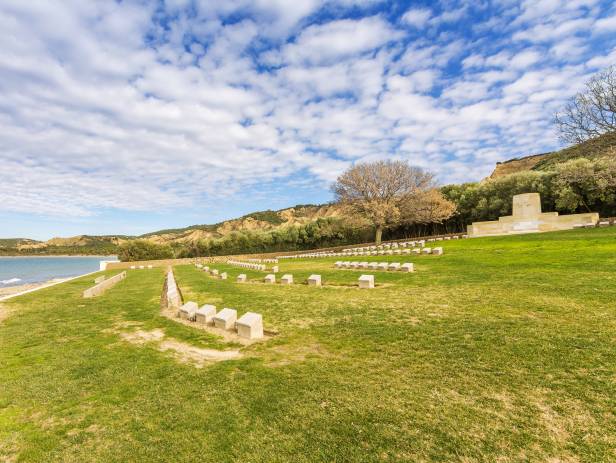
[
  {"x1": 358, "y1": 275, "x2": 374, "y2": 289},
  {"x1": 236, "y1": 312, "x2": 264, "y2": 340},
  {"x1": 213, "y1": 308, "x2": 237, "y2": 331},
  {"x1": 196, "y1": 305, "x2": 216, "y2": 325},
  {"x1": 179, "y1": 301, "x2": 198, "y2": 321}
]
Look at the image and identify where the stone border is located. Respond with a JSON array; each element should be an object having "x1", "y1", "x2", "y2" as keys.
[{"x1": 83, "y1": 271, "x2": 127, "y2": 298}]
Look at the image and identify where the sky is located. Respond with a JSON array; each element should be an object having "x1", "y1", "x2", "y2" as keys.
[{"x1": 1, "y1": 0, "x2": 615, "y2": 240}]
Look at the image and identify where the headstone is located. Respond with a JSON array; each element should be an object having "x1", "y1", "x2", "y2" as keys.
[
  {"x1": 358, "y1": 274, "x2": 374, "y2": 289},
  {"x1": 272, "y1": 265, "x2": 279, "y2": 273},
  {"x1": 388, "y1": 263, "x2": 400, "y2": 271},
  {"x1": 213, "y1": 308, "x2": 237, "y2": 330},
  {"x1": 236, "y1": 312, "x2": 264, "y2": 340},
  {"x1": 237, "y1": 274, "x2": 247, "y2": 283},
  {"x1": 211, "y1": 269, "x2": 219, "y2": 276},
  {"x1": 307, "y1": 275, "x2": 321, "y2": 287},
  {"x1": 220, "y1": 272, "x2": 228, "y2": 280},
  {"x1": 433, "y1": 247, "x2": 443, "y2": 255},
  {"x1": 377, "y1": 262, "x2": 388, "y2": 271},
  {"x1": 422, "y1": 248, "x2": 432, "y2": 254},
  {"x1": 368, "y1": 262, "x2": 379, "y2": 270},
  {"x1": 264, "y1": 274, "x2": 276, "y2": 284},
  {"x1": 400, "y1": 263, "x2": 414, "y2": 272},
  {"x1": 412, "y1": 248, "x2": 421, "y2": 254},
  {"x1": 196, "y1": 304, "x2": 216, "y2": 325},
  {"x1": 179, "y1": 301, "x2": 198, "y2": 321},
  {"x1": 281, "y1": 274, "x2": 293, "y2": 285}
]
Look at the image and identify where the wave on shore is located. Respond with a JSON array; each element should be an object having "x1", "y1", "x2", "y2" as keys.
[{"x1": 0, "y1": 278, "x2": 22, "y2": 286}]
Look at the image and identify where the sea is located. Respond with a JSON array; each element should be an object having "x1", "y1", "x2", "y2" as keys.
[{"x1": 0, "y1": 256, "x2": 118, "y2": 287}]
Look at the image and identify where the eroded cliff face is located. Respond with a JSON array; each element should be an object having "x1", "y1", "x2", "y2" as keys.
[{"x1": 489, "y1": 153, "x2": 548, "y2": 179}]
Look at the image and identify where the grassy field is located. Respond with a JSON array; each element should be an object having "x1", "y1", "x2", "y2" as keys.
[{"x1": 1, "y1": 228, "x2": 616, "y2": 462}]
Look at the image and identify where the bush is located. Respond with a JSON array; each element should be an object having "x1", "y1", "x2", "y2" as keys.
[{"x1": 118, "y1": 240, "x2": 174, "y2": 262}]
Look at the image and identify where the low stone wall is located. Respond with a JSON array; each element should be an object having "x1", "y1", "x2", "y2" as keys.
[{"x1": 83, "y1": 271, "x2": 126, "y2": 298}]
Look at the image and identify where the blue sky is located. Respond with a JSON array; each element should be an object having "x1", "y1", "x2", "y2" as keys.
[{"x1": 1, "y1": 0, "x2": 615, "y2": 240}]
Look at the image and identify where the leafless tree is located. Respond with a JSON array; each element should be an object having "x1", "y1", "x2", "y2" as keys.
[
  {"x1": 332, "y1": 160, "x2": 455, "y2": 244},
  {"x1": 555, "y1": 66, "x2": 616, "y2": 144}
]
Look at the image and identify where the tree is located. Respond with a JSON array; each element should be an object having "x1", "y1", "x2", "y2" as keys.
[
  {"x1": 555, "y1": 66, "x2": 616, "y2": 144},
  {"x1": 332, "y1": 160, "x2": 453, "y2": 244},
  {"x1": 551, "y1": 158, "x2": 616, "y2": 213},
  {"x1": 400, "y1": 188, "x2": 456, "y2": 226}
]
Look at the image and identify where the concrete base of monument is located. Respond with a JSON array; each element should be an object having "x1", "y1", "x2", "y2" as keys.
[{"x1": 467, "y1": 193, "x2": 600, "y2": 238}]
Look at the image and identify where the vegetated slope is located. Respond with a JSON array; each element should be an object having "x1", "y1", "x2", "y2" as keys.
[
  {"x1": 490, "y1": 131, "x2": 616, "y2": 178},
  {"x1": 138, "y1": 204, "x2": 340, "y2": 245},
  {"x1": 0, "y1": 205, "x2": 341, "y2": 255}
]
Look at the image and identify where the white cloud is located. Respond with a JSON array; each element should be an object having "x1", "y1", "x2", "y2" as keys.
[
  {"x1": 276, "y1": 16, "x2": 402, "y2": 65},
  {"x1": 401, "y1": 8, "x2": 432, "y2": 28},
  {"x1": 595, "y1": 14, "x2": 616, "y2": 32},
  {"x1": 0, "y1": 0, "x2": 613, "y2": 224}
]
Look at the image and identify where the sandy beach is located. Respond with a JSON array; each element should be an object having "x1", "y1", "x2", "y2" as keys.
[{"x1": 0, "y1": 279, "x2": 68, "y2": 299}]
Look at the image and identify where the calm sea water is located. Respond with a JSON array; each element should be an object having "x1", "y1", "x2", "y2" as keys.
[{"x1": 0, "y1": 256, "x2": 118, "y2": 287}]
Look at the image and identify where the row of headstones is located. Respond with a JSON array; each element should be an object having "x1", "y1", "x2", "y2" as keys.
[
  {"x1": 222, "y1": 261, "x2": 267, "y2": 271},
  {"x1": 278, "y1": 242, "x2": 447, "y2": 260},
  {"x1": 259, "y1": 272, "x2": 378, "y2": 289},
  {"x1": 343, "y1": 235, "x2": 464, "y2": 252},
  {"x1": 242, "y1": 258, "x2": 278, "y2": 264},
  {"x1": 335, "y1": 261, "x2": 414, "y2": 272},
  {"x1": 201, "y1": 266, "x2": 229, "y2": 280},
  {"x1": 166, "y1": 271, "x2": 182, "y2": 308},
  {"x1": 177, "y1": 302, "x2": 264, "y2": 340},
  {"x1": 130, "y1": 264, "x2": 154, "y2": 269}
]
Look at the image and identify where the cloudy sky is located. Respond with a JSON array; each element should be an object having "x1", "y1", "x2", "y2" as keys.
[{"x1": 1, "y1": 0, "x2": 615, "y2": 240}]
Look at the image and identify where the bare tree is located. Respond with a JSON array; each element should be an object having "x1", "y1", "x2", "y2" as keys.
[
  {"x1": 332, "y1": 160, "x2": 455, "y2": 244},
  {"x1": 400, "y1": 188, "x2": 457, "y2": 225},
  {"x1": 555, "y1": 66, "x2": 616, "y2": 144}
]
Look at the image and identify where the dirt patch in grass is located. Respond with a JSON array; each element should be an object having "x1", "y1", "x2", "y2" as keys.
[
  {"x1": 109, "y1": 322, "x2": 242, "y2": 367},
  {"x1": 159, "y1": 339, "x2": 241, "y2": 366},
  {"x1": 262, "y1": 339, "x2": 333, "y2": 367},
  {"x1": 119, "y1": 329, "x2": 165, "y2": 344}
]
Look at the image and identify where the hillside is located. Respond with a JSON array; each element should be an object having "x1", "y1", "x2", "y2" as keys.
[
  {"x1": 490, "y1": 131, "x2": 616, "y2": 178},
  {"x1": 0, "y1": 205, "x2": 342, "y2": 255}
]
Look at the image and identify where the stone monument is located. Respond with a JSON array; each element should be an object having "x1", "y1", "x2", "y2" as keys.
[{"x1": 467, "y1": 193, "x2": 599, "y2": 237}]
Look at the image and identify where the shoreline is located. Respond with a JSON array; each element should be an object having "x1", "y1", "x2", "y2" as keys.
[{"x1": 0, "y1": 270, "x2": 100, "y2": 302}]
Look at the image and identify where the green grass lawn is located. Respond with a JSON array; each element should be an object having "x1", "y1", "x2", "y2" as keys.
[{"x1": 1, "y1": 228, "x2": 616, "y2": 462}]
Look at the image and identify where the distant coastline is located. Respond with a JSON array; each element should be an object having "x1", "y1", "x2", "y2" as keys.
[{"x1": 0, "y1": 255, "x2": 118, "y2": 258}]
